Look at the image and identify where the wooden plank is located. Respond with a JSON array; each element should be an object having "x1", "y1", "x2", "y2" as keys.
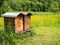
[
  {"x1": 15, "y1": 16, "x2": 23, "y2": 33},
  {"x1": 25, "y1": 16, "x2": 31, "y2": 30}
]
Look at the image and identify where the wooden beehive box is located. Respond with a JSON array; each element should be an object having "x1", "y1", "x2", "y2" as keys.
[{"x1": 2, "y1": 12, "x2": 32, "y2": 33}]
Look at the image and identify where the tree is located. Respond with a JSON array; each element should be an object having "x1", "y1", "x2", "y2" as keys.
[
  {"x1": 0, "y1": 0, "x2": 4, "y2": 7},
  {"x1": 0, "y1": 0, "x2": 4, "y2": 16},
  {"x1": 0, "y1": 0, "x2": 13, "y2": 15},
  {"x1": 0, "y1": 0, "x2": 60, "y2": 14},
  {"x1": 50, "y1": 1, "x2": 59, "y2": 14}
]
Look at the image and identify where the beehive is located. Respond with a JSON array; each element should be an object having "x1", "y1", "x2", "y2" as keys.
[{"x1": 2, "y1": 12, "x2": 32, "y2": 33}]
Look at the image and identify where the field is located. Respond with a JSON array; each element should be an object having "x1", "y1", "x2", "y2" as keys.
[
  {"x1": 0, "y1": 15, "x2": 60, "y2": 45},
  {"x1": 0, "y1": 17, "x2": 4, "y2": 31}
]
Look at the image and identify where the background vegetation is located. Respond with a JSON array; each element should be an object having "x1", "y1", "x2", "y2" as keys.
[{"x1": 0, "y1": 0, "x2": 60, "y2": 15}]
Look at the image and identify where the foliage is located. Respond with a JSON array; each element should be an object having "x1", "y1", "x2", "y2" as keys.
[
  {"x1": 0, "y1": 0, "x2": 4, "y2": 7},
  {"x1": 0, "y1": 0, "x2": 60, "y2": 15},
  {"x1": 0, "y1": 22, "x2": 33, "y2": 45},
  {"x1": 50, "y1": 1, "x2": 59, "y2": 14},
  {"x1": 0, "y1": 0, "x2": 13, "y2": 15}
]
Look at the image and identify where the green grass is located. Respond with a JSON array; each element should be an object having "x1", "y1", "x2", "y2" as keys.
[
  {"x1": 31, "y1": 12, "x2": 60, "y2": 15},
  {"x1": 0, "y1": 17, "x2": 4, "y2": 31},
  {"x1": 0, "y1": 15, "x2": 60, "y2": 45},
  {"x1": 30, "y1": 15, "x2": 60, "y2": 45}
]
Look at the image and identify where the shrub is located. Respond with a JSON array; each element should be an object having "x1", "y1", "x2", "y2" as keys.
[{"x1": 0, "y1": 22, "x2": 33, "y2": 45}]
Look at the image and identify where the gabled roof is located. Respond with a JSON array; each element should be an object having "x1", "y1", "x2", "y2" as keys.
[{"x1": 2, "y1": 12, "x2": 32, "y2": 18}]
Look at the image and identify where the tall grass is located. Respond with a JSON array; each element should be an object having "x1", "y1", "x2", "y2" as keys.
[
  {"x1": 0, "y1": 22, "x2": 32, "y2": 45},
  {"x1": 31, "y1": 15, "x2": 60, "y2": 27},
  {"x1": 31, "y1": 15, "x2": 60, "y2": 35}
]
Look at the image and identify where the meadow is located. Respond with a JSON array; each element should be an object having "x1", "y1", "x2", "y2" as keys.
[
  {"x1": 0, "y1": 17, "x2": 4, "y2": 31},
  {"x1": 0, "y1": 14, "x2": 60, "y2": 45}
]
